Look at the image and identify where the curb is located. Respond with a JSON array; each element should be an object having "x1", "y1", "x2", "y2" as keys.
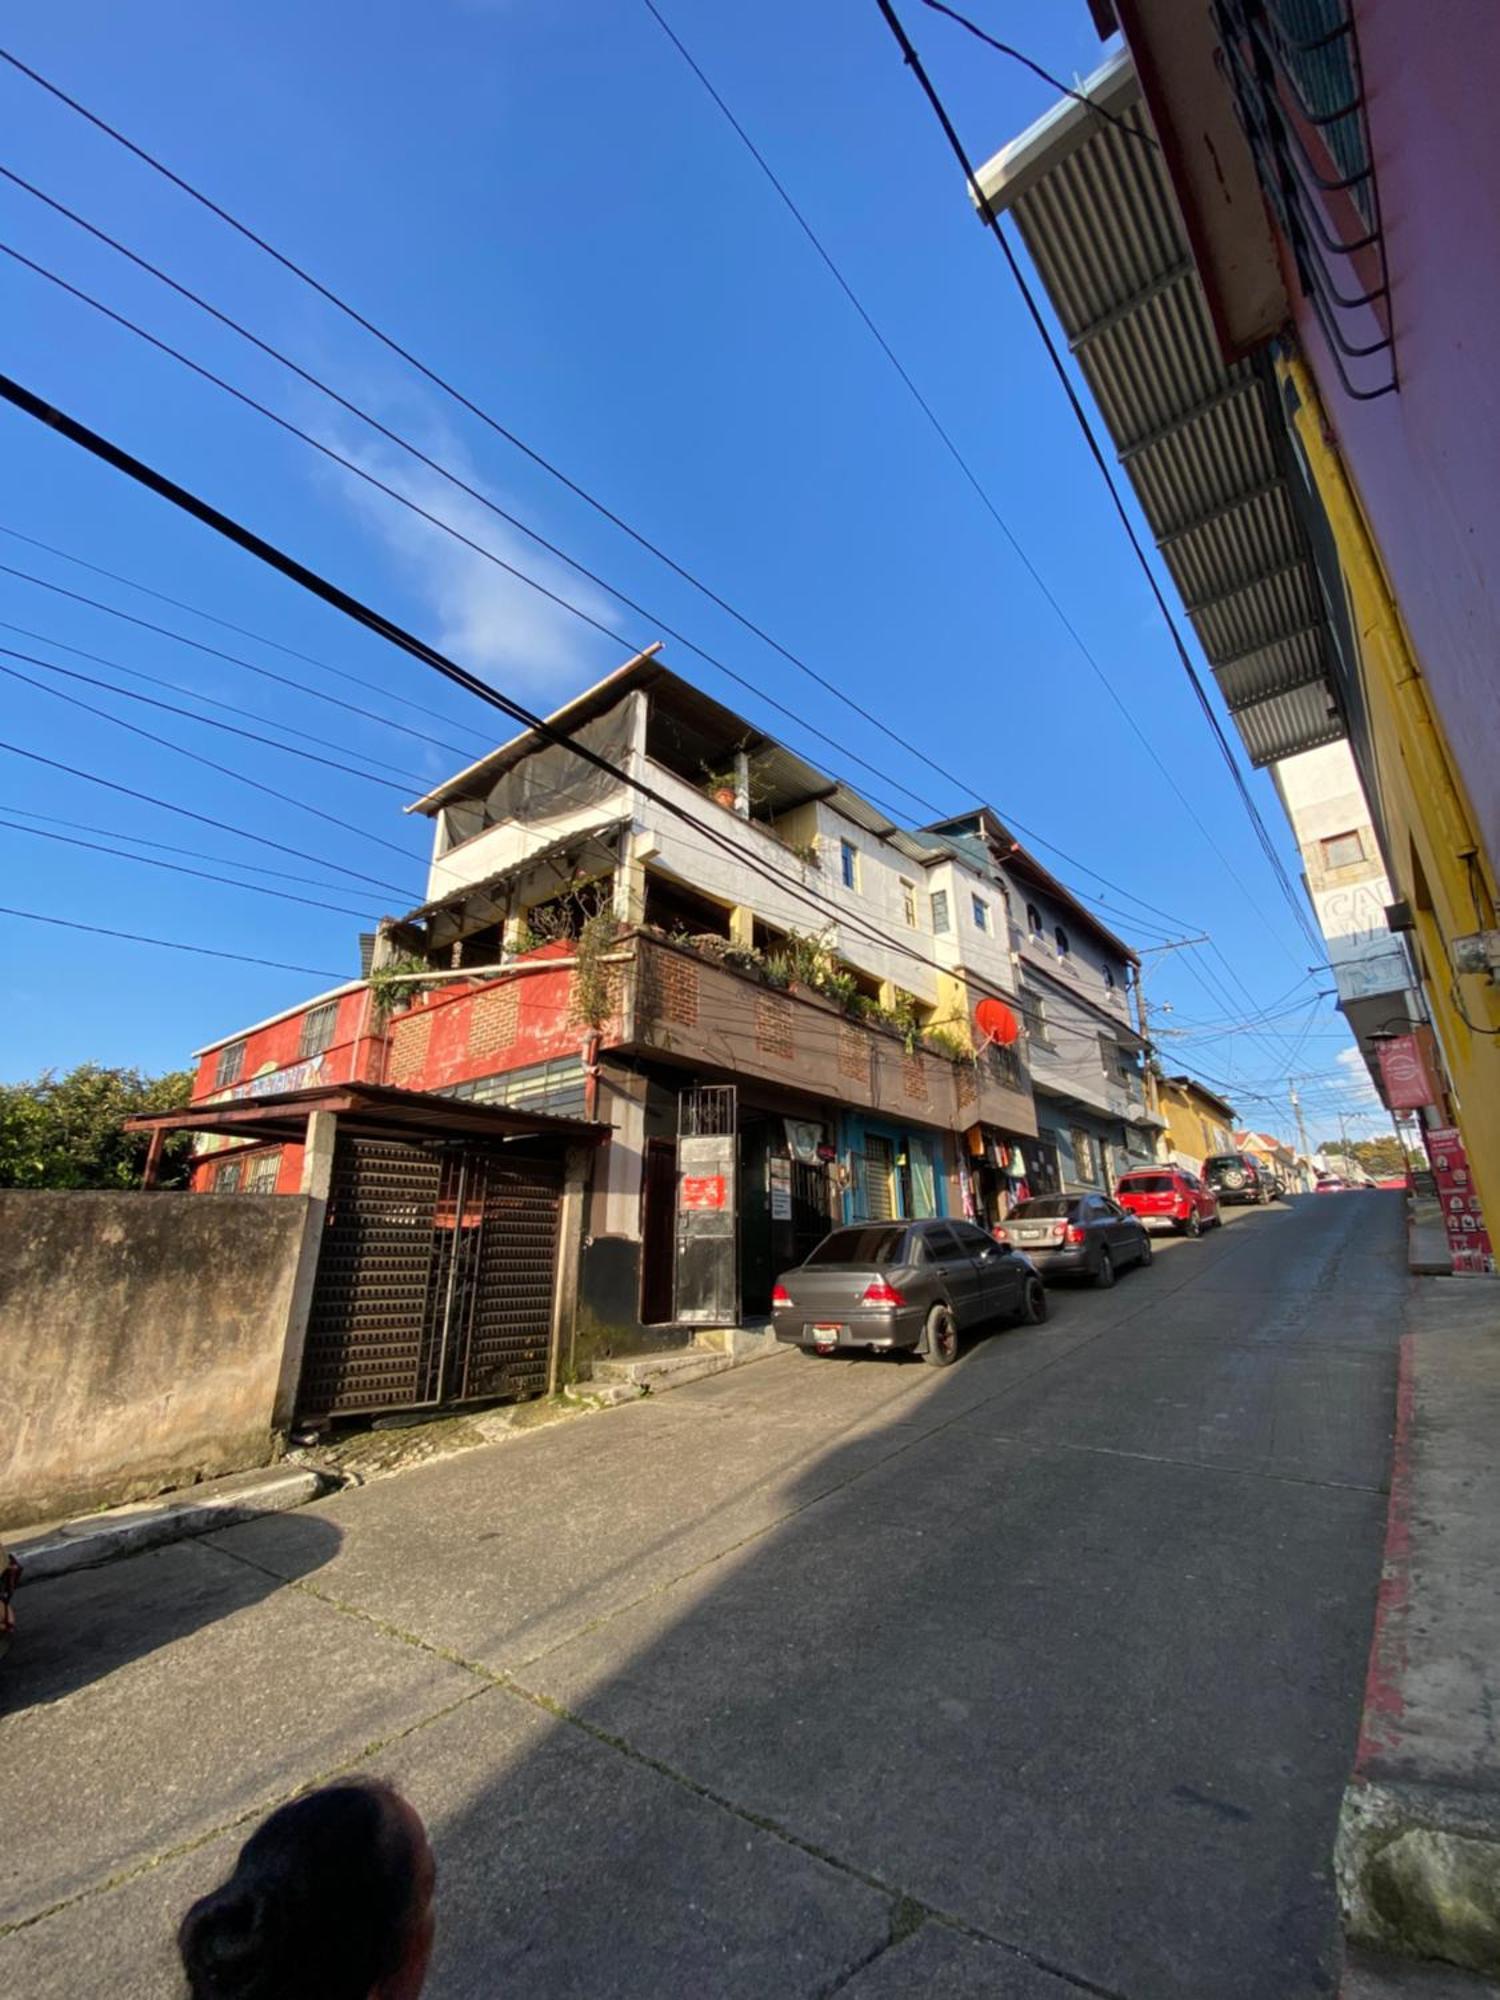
[{"x1": 10, "y1": 1465, "x2": 331, "y2": 1582}]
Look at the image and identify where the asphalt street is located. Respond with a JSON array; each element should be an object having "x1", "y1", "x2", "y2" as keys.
[{"x1": 0, "y1": 1192, "x2": 1406, "y2": 1998}]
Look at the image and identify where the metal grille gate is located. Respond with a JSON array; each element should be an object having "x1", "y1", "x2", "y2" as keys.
[{"x1": 300, "y1": 1138, "x2": 562, "y2": 1419}]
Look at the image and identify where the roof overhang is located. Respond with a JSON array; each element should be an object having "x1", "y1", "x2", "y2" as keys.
[
  {"x1": 974, "y1": 55, "x2": 1345, "y2": 769},
  {"x1": 1161, "y1": 1073, "x2": 1238, "y2": 1124},
  {"x1": 126, "y1": 1082, "x2": 610, "y2": 1148}
]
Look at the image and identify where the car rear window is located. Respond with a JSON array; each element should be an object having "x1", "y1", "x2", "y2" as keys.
[
  {"x1": 803, "y1": 1226, "x2": 909, "y2": 1267},
  {"x1": 1204, "y1": 1155, "x2": 1245, "y2": 1172},
  {"x1": 1118, "y1": 1174, "x2": 1175, "y2": 1193},
  {"x1": 1008, "y1": 1196, "x2": 1077, "y2": 1219}
]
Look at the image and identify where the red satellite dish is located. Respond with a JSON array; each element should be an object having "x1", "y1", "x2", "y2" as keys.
[{"x1": 974, "y1": 997, "x2": 1021, "y2": 1046}]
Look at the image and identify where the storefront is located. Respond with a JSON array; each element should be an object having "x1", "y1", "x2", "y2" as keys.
[
  {"x1": 838, "y1": 1111, "x2": 952, "y2": 1227},
  {"x1": 960, "y1": 1125, "x2": 1061, "y2": 1230}
]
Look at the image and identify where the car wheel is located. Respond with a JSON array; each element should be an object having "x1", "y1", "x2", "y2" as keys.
[
  {"x1": 1137, "y1": 1233, "x2": 1154, "y2": 1268},
  {"x1": 1183, "y1": 1210, "x2": 1201, "y2": 1238},
  {"x1": 1093, "y1": 1248, "x2": 1116, "y2": 1290},
  {"x1": 923, "y1": 1303, "x2": 960, "y2": 1367},
  {"x1": 1017, "y1": 1275, "x2": 1048, "y2": 1326}
]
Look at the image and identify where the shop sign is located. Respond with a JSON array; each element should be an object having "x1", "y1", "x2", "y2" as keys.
[
  {"x1": 680, "y1": 1174, "x2": 727, "y2": 1212},
  {"x1": 1376, "y1": 1030, "x2": 1442, "y2": 1111},
  {"x1": 768, "y1": 1156, "x2": 793, "y2": 1221},
  {"x1": 1423, "y1": 1125, "x2": 1493, "y2": 1273},
  {"x1": 785, "y1": 1119, "x2": 825, "y2": 1164}
]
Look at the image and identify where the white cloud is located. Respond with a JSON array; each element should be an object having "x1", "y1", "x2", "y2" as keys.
[
  {"x1": 318, "y1": 404, "x2": 621, "y2": 699},
  {"x1": 1334, "y1": 1043, "x2": 1382, "y2": 1107}
]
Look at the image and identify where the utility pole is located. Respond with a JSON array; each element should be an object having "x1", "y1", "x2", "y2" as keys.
[
  {"x1": 1289, "y1": 1082, "x2": 1311, "y2": 1164},
  {"x1": 1131, "y1": 936, "x2": 1209, "y2": 1159}
]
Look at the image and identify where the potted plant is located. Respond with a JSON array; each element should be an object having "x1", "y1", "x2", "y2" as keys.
[{"x1": 702, "y1": 767, "x2": 738, "y2": 810}]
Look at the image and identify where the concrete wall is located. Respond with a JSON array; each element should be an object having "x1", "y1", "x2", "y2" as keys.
[{"x1": 0, "y1": 1192, "x2": 314, "y2": 1529}]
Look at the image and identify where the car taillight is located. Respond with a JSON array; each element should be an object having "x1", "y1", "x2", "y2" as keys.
[
  {"x1": 1064, "y1": 1224, "x2": 1086, "y2": 1245},
  {"x1": 771, "y1": 1283, "x2": 792, "y2": 1308},
  {"x1": 860, "y1": 1280, "x2": 906, "y2": 1308}
]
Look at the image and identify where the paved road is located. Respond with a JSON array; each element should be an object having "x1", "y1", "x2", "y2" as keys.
[{"x1": 1, "y1": 1193, "x2": 1406, "y2": 1998}]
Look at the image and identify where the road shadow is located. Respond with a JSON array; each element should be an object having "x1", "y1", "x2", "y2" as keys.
[
  {"x1": 383, "y1": 1199, "x2": 1404, "y2": 1998},
  {"x1": 1, "y1": 1511, "x2": 342, "y2": 1716}
]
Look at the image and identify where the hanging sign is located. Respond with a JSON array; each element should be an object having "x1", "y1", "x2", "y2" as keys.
[{"x1": 1376, "y1": 1030, "x2": 1442, "y2": 1111}]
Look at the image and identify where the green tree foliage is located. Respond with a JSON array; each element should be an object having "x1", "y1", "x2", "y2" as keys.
[
  {"x1": 0, "y1": 1064, "x2": 195, "y2": 1189},
  {"x1": 1313, "y1": 1134, "x2": 1415, "y2": 1178}
]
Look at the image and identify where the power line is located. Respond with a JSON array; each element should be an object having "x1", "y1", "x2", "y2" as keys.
[
  {"x1": 0, "y1": 904, "x2": 346, "y2": 978},
  {"x1": 0, "y1": 737, "x2": 420, "y2": 899},
  {"x1": 0, "y1": 522, "x2": 494, "y2": 748},
  {"x1": 914, "y1": 0, "x2": 1158, "y2": 149},
  {"x1": 0, "y1": 368, "x2": 1135, "y2": 1030},
  {"x1": 0, "y1": 640, "x2": 413, "y2": 791},
  {"x1": 0, "y1": 800, "x2": 393, "y2": 897},
  {"x1": 870, "y1": 0, "x2": 1324, "y2": 968},
  {"x1": 0, "y1": 815, "x2": 381, "y2": 918},
  {"x1": 0, "y1": 56, "x2": 1206, "y2": 943}
]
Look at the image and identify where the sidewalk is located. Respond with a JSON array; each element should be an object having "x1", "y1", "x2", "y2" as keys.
[{"x1": 1337, "y1": 1272, "x2": 1500, "y2": 1980}]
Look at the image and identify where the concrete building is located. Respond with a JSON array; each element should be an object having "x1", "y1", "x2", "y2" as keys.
[
  {"x1": 972, "y1": 19, "x2": 1497, "y2": 1257},
  {"x1": 1157, "y1": 1074, "x2": 1238, "y2": 1175}
]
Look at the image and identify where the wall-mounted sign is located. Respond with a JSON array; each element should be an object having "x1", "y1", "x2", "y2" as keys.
[
  {"x1": 769, "y1": 1155, "x2": 794, "y2": 1222},
  {"x1": 680, "y1": 1174, "x2": 727, "y2": 1212},
  {"x1": 1376, "y1": 1029, "x2": 1442, "y2": 1111}
]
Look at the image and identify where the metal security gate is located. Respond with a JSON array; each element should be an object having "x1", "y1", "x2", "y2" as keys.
[
  {"x1": 675, "y1": 1084, "x2": 738, "y2": 1324},
  {"x1": 300, "y1": 1138, "x2": 562, "y2": 1419}
]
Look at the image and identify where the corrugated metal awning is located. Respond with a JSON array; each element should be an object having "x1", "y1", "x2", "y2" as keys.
[{"x1": 974, "y1": 52, "x2": 1345, "y2": 769}]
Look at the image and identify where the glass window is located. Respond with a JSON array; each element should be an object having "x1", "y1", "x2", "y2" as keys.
[
  {"x1": 1021, "y1": 987, "x2": 1050, "y2": 1046},
  {"x1": 214, "y1": 1040, "x2": 246, "y2": 1090},
  {"x1": 1054, "y1": 925, "x2": 1070, "y2": 957},
  {"x1": 1026, "y1": 903, "x2": 1042, "y2": 936},
  {"x1": 214, "y1": 1156, "x2": 244, "y2": 1193},
  {"x1": 244, "y1": 1150, "x2": 282, "y2": 1194},
  {"x1": 804, "y1": 1225, "x2": 909, "y2": 1267},
  {"x1": 930, "y1": 889, "x2": 951, "y2": 934},
  {"x1": 971, "y1": 896, "x2": 990, "y2": 933},
  {"x1": 900, "y1": 878, "x2": 918, "y2": 928},
  {"x1": 923, "y1": 1223, "x2": 966, "y2": 1262},
  {"x1": 1321, "y1": 829, "x2": 1366, "y2": 870},
  {"x1": 298, "y1": 1002, "x2": 339, "y2": 1060},
  {"x1": 1103, "y1": 965, "x2": 1116, "y2": 990},
  {"x1": 1009, "y1": 1195, "x2": 1077, "y2": 1219},
  {"x1": 1119, "y1": 1174, "x2": 1175, "y2": 1193},
  {"x1": 840, "y1": 839, "x2": 859, "y2": 891},
  {"x1": 1071, "y1": 1128, "x2": 1098, "y2": 1183}
]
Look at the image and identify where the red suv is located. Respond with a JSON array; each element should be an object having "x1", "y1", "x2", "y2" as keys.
[{"x1": 1114, "y1": 1166, "x2": 1221, "y2": 1238}]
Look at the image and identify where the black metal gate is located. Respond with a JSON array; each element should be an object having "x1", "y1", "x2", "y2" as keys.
[{"x1": 300, "y1": 1138, "x2": 562, "y2": 1419}]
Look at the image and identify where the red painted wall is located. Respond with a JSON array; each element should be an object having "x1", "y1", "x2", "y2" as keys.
[{"x1": 1289, "y1": 0, "x2": 1500, "y2": 858}]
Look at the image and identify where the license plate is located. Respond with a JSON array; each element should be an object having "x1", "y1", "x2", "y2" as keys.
[
  {"x1": 812, "y1": 1324, "x2": 842, "y2": 1346},
  {"x1": 1014, "y1": 1227, "x2": 1043, "y2": 1241}
]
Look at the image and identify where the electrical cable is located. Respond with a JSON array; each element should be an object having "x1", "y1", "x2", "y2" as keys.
[
  {"x1": 0, "y1": 619, "x2": 425, "y2": 785},
  {"x1": 915, "y1": 0, "x2": 1158, "y2": 149},
  {"x1": 870, "y1": 0, "x2": 1325, "y2": 968},
  {"x1": 0, "y1": 799, "x2": 395, "y2": 897},
  {"x1": 0, "y1": 61, "x2": 1208, "y2": 939},
  {"x1": 0, "y1": 736, "x2": 421, "y2": 898},
  {"x1": 0, "y1": 903, "x2": 346, "y2": 978},
  {"x1": 0, "y1": 522, "x2": 494, "y2": 747},
  {"x1": 0, "y1": 815, "x2": 381, "y2": 918}
]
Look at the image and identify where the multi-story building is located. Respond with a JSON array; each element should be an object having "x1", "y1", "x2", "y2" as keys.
[
  {"x1": 1157, "y1": 1074, "x2": 1238, "y2": 1175},
  {"x1": 184, "y1": 655, "x2": 1059, "y2": 1358},
  {"x1": 926, "y1": 809, "x2": 1161, "y2": 1194},
  {"x1": 972, "y1": 18, "x2": 1499, "y2": 1246}
]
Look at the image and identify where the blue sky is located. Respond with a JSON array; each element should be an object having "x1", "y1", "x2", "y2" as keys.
[{"x1": 0, "y1": 0, "x2": 1383, "y2": 1143}]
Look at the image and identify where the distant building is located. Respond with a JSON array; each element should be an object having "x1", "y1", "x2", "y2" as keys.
[{"x1": 1156, "y1": 1074, "x2": 1237, "y2": 1175}]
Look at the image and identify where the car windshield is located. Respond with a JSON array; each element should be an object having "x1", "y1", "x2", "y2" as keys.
[
  {"x1": 803, "y1": 1226, "x2": 909, "y2": 1267},
  {"x1": 1119, "y1": 1175, "x2": 1175, "y2": 1193},
  {"x1": 1204, "y1": 1155, "x2": 1244, "y2": 1172},
  {"x1": 1008, "y1": 1197, "x2": 1076, "y2": 1219}
]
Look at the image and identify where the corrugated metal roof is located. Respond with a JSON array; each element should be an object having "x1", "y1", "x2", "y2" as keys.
[{"x1": 975, "y1": 52, "x2": 1344, "y2": 769}]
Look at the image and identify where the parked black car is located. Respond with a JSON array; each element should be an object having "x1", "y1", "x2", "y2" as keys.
[
  {"x1": 1202, "y1": 1152, "x2": 1272, "y2": 1205},
  {"x1": 1000, "y1": 1192, "x2": 1153, "y2": 1287},
  {"x1": 772, "y1": 1218, "x2": 1046, "y2": 1366}
]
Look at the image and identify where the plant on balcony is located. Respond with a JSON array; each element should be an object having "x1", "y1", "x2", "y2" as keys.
[
  {"x1": 574, "y1": 909, "x2": 626, "y2": 1028},
  {"x1": 701, "y1": 767, "x2": 739, "y2": 810},
  {"x1": 761, "y1": 952, "x2": 792, "y2": 990},
  {"x1": 778, "y1": 836, "x2": 821, "y2": 869},
  {"x1": 368, "y1": 953, "x2": 438, "y2": 1018},
  {"x1": 922, "y1": 1023, "x2": 973, "y2": 1064}
]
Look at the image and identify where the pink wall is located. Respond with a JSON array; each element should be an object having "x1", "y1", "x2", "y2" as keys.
[{"x1": 1291, "y1": 0, "x2": 1500, "y2": 859}]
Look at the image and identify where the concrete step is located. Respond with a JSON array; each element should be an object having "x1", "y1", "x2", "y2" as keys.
[
  {"x1": 590, "y1": 1349, "x2": 735, "y2": 1392},
  {"x1": 10, "y1": 1464, "x2": 329, "y2": 1582}
]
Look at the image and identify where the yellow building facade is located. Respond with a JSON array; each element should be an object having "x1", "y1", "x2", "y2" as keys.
[{"x1": 1156, "y1": 1075, "x2": 1237, "y2": 1174}]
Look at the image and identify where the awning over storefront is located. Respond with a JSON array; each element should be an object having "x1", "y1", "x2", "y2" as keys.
[
  {"x1": 974, "y1": 53, "x2": 1347, "y2": 768},
  {"x1": 127, "y1": 1082, "x2": 610, "y2": 1151}
]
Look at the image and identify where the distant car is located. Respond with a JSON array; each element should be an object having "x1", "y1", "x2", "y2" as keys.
[
  {"x1": 1113, "y1": 1166, "x2": 1221, "y2": 1238},
  {"x1": 1000, "y1": 1192, "x2": 1152, "y2": 1287},
  {"x1": 771, "y1": 1218, "x2": 1046, "y2": 1366},
  {"x1": 1314, "y1": 1175, "x2": 1346, "y2": 1194},
  {"x1": 1203, "y1": 1152, "x2": 1272, "y2": 1206}
]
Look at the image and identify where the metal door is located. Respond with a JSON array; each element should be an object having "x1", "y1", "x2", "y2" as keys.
[
  {"x1": 300, "y1": 1138, "x2": 560, "y2": 1419},
  {"x1": 639, "y1": 1136, "x2": 678, "y2": 1324},
  {"x1": 675, "y1": 1085, "x2": 738, "y2": 1324},
  {"x1": 861, "y1": 1135, "x2": 897, "y2": 1220}
]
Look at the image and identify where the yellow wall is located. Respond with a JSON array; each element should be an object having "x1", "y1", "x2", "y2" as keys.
[
  {"x1": 1158, "y1": 1082, "x2": 1234, "y2": 1167},
  {"x1": 1279, "y1": 355, "x2": 1500, "y2": 1231}
]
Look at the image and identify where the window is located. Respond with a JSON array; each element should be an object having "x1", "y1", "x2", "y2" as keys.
[
  {"x1": 298, "y1": 1002, "x2": 339, "y2": 1060},
  {"x1": 804, "y1": 1226, "x2": 909, "y2": 1267},
  {"x1": 839, "y1": 839, "x2": 859, "y2": 891},
  {"x1": 1054, "y1": 925, "x2": 1070, "y2": 957},
  {"x1": 213, "y1": 1156, "x2": 244, "y2": 1193},
  {"x1": 971, "y1": 895, "x2": 991, "y2": 933},
  {"x1": 244, "y1": 1150, "x2": 282, "y2": 1194},
  {"x1": 1071, "y1": 1128, "x2": 1098, "y2": 1184},
  {"x1": 924, "y1": 1223, "x2": 966, "y2": 1263},
  {"x1": 1321, "y1": 829, "x2": 1366, "y2": 870},
  {"x1": 1026, "y1": 902, "x2": 1042, "y2": 937},
  {"x1": 1103, "y1": 966, "x2": 1115, "y2": 991},
  {"x1": 900, "y1": 878, "x2": 918, "y2": 929},
  {"x1": 930, "y1": 889, "x2": 951, "y2": 934},
  {"x1": 214, "y1": 1041, "x2": 246, "y2": 1090},
  {"x1": 1020, "y1": 985, "x2": 1050, "y2": 1047}
]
